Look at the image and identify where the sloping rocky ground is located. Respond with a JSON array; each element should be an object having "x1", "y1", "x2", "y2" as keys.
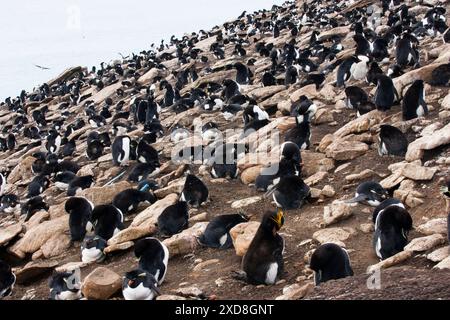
[{"x1": 1, "y1": 0, "x2": 450, "y2": 300}]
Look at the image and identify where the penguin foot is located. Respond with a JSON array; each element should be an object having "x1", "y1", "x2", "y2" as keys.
[{"x1": 231, "y1": 270, "x2": 247, "y2": 282}]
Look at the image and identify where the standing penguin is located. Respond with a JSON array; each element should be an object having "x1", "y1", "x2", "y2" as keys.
[
  {"x1": 65, "y1": 197, "x2": 94, "y2": 242},
  {"x1": 48, "y1": 270, "x2": 82, "y2": 300},
  {"x1": 112, "y1": 189, "x2": 156, "y2": 215},
  {"x1": 122, "y1": 270, "x2": 161, "y2": 300},
  {"x1": 90, "y1": 204, "x2": 124, "y2": 241},
  {"x1": 378, "y1": 125, "x2": 408, "y2": 157},
  {"x1": 0, "y1": 260, "x2": 16, "y2": 298},
  {"x1": 6, "y1": 134, "x2": 15, "y2": 151},
  {"x1": 112, "y1": 135, "x2": 132, "y2": 166},
  {"x1": 157, "y1": 200, "x2": 189, "y2": 237},
  {"x1": 234, "y1": 62, "x2": 251, "y2": 85},
  {"x1": 373, "y1": 206, "x2": 413, "y2": 260},
  {"x1": 136, "y1": 138, "x2": 160, "y2": 166},
  {"x1": 349, "y1": 55, "x2": 370, "y2": 81},
  {"x1": 134, "y1": 237, "x2": 169, "y2": 285},
  {"x1": 336, "y1": 55, "x2": 360, "y2": 87},
  {"x1": 46, "y1": 129, "x2": 62, "y2": 154},
  {"x1": 241, "y1": 210, "x2": 284, "y2": 285},
  {"x1": 402, "y1": 79, "x2": 428, "y2": 120},
  {"x1": 309, "y1": 243, "x2": 353, "y2": 285},
  {"x1": 374, "y1": 75, "x2": 399, "y2": 111},
  {"x1": 346, "y1": 181, "x2": 389, "y2": 207},
  {"x1": 396, "y1": 33, "x2": 420, "y2": 67},
  {"x1": 180, "y1": 174, "x2": 209, "y2": 208},
  {"x1": 285, "y1": 65, "x2": 299, "y2": 86},
  {"x1": 198, "y1": 213, "x2": 248, "y2": 249}
]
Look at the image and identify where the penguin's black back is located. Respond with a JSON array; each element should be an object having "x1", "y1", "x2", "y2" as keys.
[
  {"x1": 310, "y1": 243, "x2": 353, "y2": 285},
  {"x1": 157, "y1": 201, "x2": 189, "y2": 236},
  {"x1": 374, "y1": 206, "x2": 412, "y2": 260},
  {"x1": 379, "y1": 124, "x2": 408, "y2": 157},
  {"x1": 198, "y1": 214, "x2": 248, "y2": 249},
  {"x1": 134, "y1": 238, "x2": 167, "y2": 283},
  {"x1": 91, "y1": 205, "x2": 123, "y2": 240},
  {"x1": 65, "y1": 197, "x2": 93, "y2": 241},
  {"x1": 112, "y1": 189, "x2": 156, "y2": 214},
  {"x1": 273, "y1": 175, "x2": 310, "y2": 210}
]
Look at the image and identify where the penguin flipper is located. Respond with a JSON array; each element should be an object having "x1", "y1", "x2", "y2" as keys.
[{"x1": 344, "y1": 194, "x2": 368, "y2": 204}]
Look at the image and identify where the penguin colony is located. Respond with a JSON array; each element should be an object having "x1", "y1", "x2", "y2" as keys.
[{"x1": 1, "y1": 0, "x2": 450, "y2": 300}]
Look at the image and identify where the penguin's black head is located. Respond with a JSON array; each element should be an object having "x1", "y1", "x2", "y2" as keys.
[
  {"x1": 262, "y1": 209, "x2": 284, "y2": 232},
  {"x1": 123, "y1": 270, "x2": 160, "y2": 294},
  {"x1": 366, "y1": 182, "x2": 389, "y2": 200},
  {"x1": 48, "y1": 270, "x2": 81, "y2": 300}
]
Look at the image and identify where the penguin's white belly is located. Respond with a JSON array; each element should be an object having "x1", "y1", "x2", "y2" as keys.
[
  {"x1": 123, "y1": 284, "x2": 154, "y2": 300},
  {"x1": 219, "y1": 234, "x2": 228, "y2": 246},
  {"x1": 81, "y1": 247, "x2": 104, "y2": 263},
  {"x1": 56, "y1": 290, "x2": 82, "y2": 301},
  {"x1": 351, "y1": 62, "x2": 368, "y2": 80},
  {"x1": 375, "y1": 236, "x2": 382, "y2": 259},
  {"x1": 265, "y1": 262, "x2": 278, "y2": 285},
  {"x1": 417, "y1": 105, "x2": 425, "y2": 117},
  {"x1": 367, "y1": 199, "x2": 381, "y2": 207}
]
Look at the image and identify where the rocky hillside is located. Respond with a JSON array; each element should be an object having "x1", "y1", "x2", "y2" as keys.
[{"x1": 1, "y1": 0, "x2": 450, "y2": 300}]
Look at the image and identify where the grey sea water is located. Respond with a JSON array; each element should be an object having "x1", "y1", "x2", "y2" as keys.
[{"x1": 0, "y1": 0, "x2": 284, "y2": 100}]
